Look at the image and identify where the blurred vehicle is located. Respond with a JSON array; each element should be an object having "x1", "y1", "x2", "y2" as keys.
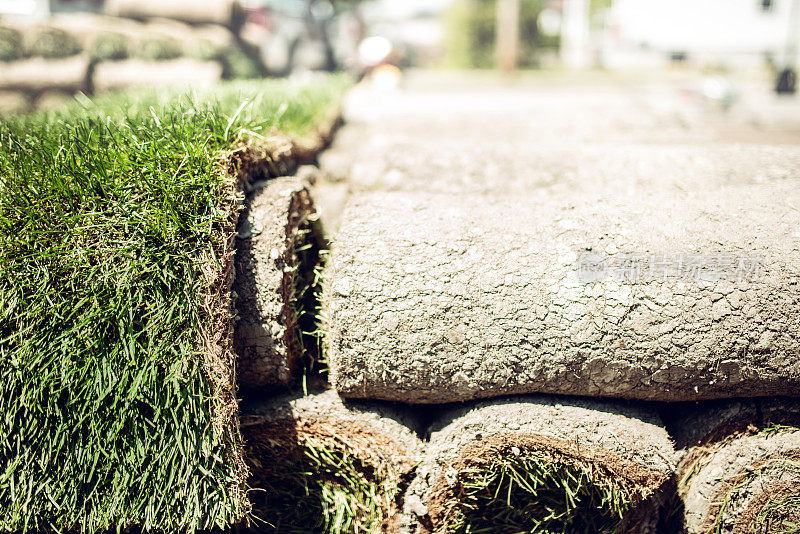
[{"x1": 240, "y1": 0, "x2": 342, "y2": 75}]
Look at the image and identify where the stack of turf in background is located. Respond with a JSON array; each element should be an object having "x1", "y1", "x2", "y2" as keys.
[
  {"x1": 0, "y1": 0, "x2": 264, "y2": 114},
  {"x1": 0, "y1": 75, "x2": 348, "y2": 532}
]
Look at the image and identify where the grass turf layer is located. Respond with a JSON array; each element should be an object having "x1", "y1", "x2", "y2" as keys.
[
  {"x1": 0, "y1": 75, "x2": 349, "y2": 533},
  {"x1": 245, "y1": 429, "x2": 390, "y2": 533},
  {"x1": 442, "y1": 445, "x2": 642, "y2": 534}
]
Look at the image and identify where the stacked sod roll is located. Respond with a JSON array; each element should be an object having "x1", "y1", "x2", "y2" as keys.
[
  {"x1": 0, "y1": 54, "x2": 90, "y2": 93},
  {"x1": 233, "y1": 177, "x2": 318, "y2": 389},
  {"x1": 0, "y1": 76, "x2": 349, "y2": 532},
  {"x1": 304, "y1": 85, "x2": 800, "y2": 532},
  {"x1": 0, "y1": 11, "x2": 261, "y2": 114},
  {"x1": 402, "y1": 397, "x2": 675, "y2": 533},
  {"x1": 326, "y1": 188, "x2": 800, "y2": 404},
  {"x1": 669, "y1": 399, "x2": 800, "y2": 534},
  {"x1": 106, "y1": 0, "x2": 243, "y2": 28},
  {"x1": 240, "y1": 391, "x2": 423, "y2": 532}
]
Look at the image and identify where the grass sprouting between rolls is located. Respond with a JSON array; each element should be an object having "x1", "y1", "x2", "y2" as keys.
[{"x1": 245, "y1": 430, "x2": 394, "y2": 534}]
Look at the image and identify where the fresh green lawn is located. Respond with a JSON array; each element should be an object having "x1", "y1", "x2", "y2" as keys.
[{"x1": 0, "y1": 75, "x2": 348, "y2": 533}]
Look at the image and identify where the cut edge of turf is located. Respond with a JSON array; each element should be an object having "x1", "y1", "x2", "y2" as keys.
[
  {"x1": 677, "y1": 413, "x2": 800, "y2": 497},
  {"x1": 200, "y1": 147, "x2": 253, "y2": 525},
  {"x1": 220, "y1": 107, "x2": 344, "y2": 524},
  {"x1": 230, "y1": 103, "x2": 343, "y2": 181},
  {"x1": 241, "y1": 418, "x2": 414, "y2": 533},
  {"x1": 695, "y1": 443, "x2": 800, "y2": 534},
  {"x1": 673, "y1": 408, "x2": 800, "y2": 534},
  {"x1": 428, "y1": 433, "x2": 669, "y2": 534}
]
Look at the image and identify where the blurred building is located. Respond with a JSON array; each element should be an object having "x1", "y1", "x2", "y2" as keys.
[
  {"x1": 0, "y1": 0, "x2": 103, "y2": 19},
  {"x1": 602, "y1": 0, "x2": 800, "y2": 69}
]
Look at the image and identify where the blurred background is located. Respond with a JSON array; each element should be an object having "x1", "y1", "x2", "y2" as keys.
[{"x1": 0, "y1": 0, "x2": 799, "y2": 120}]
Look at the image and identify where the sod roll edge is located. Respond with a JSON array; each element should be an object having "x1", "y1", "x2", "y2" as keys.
[
  {"x1": 672, "y1": 399, "x2": 800, "y2": 533},
  {"x1": 233, "y1": 177, "x2": 318, "y2": 389},
  {"x1": 240, "y1": 390, "x2": 423, "y2": 533}
]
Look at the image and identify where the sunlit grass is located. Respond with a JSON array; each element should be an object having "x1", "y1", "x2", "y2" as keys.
[{"x1": 0, "y1": 75, "x2": 349, "y2": 533}]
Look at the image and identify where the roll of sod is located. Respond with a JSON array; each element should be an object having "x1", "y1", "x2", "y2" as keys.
[
  {"x1": 88, "y1": 32, "x2": 129, "y2": 61},
  {"x1": 233, "y1": 177, "x2": 320, "y2": 389},
  {"x1": 189, "y1": 24, "x2": 236, "y2": 63},
  {"x1": 0, "y1": 27, "x2": 23, "y2": 62},
  {"x1": 239, "y1": 390, "x2": 423, "y2": 533},
  {"x1": 403, "y1": 396, "x2": 675, "y2": 533},
  {"x1": 0, "y1": 55, "x2": 89, "y2": 93},
  {"x1": 26, "y1": 26, "x2": 81, "y2": 59},
  {"x1": 107, "y1": 0, "x2": 241, "y2": 28},
  {"x1": 673, "y1": 399, "x2": 800, "y2": 534},
  {"x1": 327, "y1": 190, "x2": 800, "y2": 403},
  {"x1": 136, "y1": 35, "x2": 182, "y2": 61}
]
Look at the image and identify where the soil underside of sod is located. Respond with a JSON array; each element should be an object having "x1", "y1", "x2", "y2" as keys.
[{"x1": 429, "y1": 434, "x2": 668, "y2": 534}]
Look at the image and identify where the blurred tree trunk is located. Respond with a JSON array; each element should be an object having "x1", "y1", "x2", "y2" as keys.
[{"x1": 495, "y1": 0, "x2": 519, "y2": 73}]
